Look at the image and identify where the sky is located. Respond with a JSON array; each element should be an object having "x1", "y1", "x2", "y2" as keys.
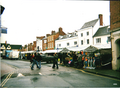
[{"x1": 1, "y1": 0, "x2": 110, "y2": 46}]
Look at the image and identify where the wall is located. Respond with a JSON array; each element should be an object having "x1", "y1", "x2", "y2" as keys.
[
  {"x1": 78, "y1": 27, "x2": 93, "y2": 46},
  {"x1": 94, "y1": 35, "x2": 111, "y2": 45},
  {"x1": 110, "y1": 1, "x2": 120, "y2": 30},
  {"x1": 55, "y1": 36, "x2": 78, "y2": 49}
]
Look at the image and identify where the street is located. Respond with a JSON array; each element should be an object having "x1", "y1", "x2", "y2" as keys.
[{"x1": 1, "y1": 59, "x2": 120, "y2": 88}]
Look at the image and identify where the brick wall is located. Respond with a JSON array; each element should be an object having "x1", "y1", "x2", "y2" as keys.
[{"x1": 110, "y1": 1, "x2": 120, "y2": 30}]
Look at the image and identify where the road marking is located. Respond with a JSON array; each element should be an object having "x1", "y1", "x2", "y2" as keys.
[
  {"x1": 17, "y1": 73, "x2": 24, "y2": 77},
  {"x1": 39, "y1": 72, "x2": 42, "y2": 75},
  {"x1": 0, "y1": 71, "x2": 14, "y2": 87}
]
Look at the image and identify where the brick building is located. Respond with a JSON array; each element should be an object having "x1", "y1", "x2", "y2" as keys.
[
  {"x1": 43, "y1": 27, "x2": 66, "y2": 51},
  {"x1": 32, "y1": 41, "x2": 36, "y2": 50},
  {"x1": 110, "y1": 1, "x2": 120, "y2": 70}
]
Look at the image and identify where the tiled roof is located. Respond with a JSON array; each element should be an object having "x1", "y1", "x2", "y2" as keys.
[
  {"x1": 93, "y1": 26, "x2": 110, "y2": 37},
  {"x1": 81, "y1": 19, "x2": 98, "y2": 29}
]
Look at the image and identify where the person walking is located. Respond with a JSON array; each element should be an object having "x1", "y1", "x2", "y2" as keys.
[
  {"x1": 36, "y1": 53, "x2": 42, "y2": 69},
  {"x1": 77, "y1": 52, "x2": 82, "y2": 68},
  {"x1": 52, "y1": 52, "x2": 59, "y2": 69},
  {"x1": 31, "y1": 53, "x2": 40, "y2": 70}
]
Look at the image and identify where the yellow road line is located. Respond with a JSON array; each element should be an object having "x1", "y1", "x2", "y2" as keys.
[
  {"x1": 75, "y1": 68, "x2": 120, "y2": 82},
  {"x1": 0, "y1": 71, "x2": 14, "y2": 87}
]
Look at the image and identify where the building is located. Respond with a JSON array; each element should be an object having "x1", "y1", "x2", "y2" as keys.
[
  {"x1": 42, "y1": 27, "x2": 66, "y2": 52},
  {"x1": 93, "y1": 26, "x2": 111, "y2": 45},
  {"x1": 55, "y1": 30, "x2": 78, "y2": 50},
  {"x1": 78, "y1": 14, "x2": 104, "y2": 47},
  {"x1": 110, "y1": 1, "x2": 120, "y2": 70},
  {"x1": 36, "y1": 36, "x2": 45, "y2": 52},
  {"x1": 32, "y1": 41, "x2": 36, "y2": 51},
  {"x1": 1, "y1": 43, "x2": 22, "y2": 51}
]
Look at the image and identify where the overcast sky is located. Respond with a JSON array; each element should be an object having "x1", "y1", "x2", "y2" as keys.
[{"x1": 1, "y1": 0, "x2": 110, "y2": 46}]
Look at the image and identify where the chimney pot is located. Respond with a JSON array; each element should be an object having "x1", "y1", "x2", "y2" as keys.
[{"x1": 99, "y1": 14, "x2": 103, "y2": 26}]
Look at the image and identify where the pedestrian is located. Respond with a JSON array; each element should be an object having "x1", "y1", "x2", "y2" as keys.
[
  {"x1": 36, "y1": 53, "x2": 42, "y2": 69},
  {"x1": 31, "y1": 53, "x2": 40, "y2": 70},
  {"x1": 90, "y1": 57, "x2": 93, "y2": 67},
  {"x1": 77, "y1": 52, "x2": 82, "y2": 68},
  {"x1": 52, "y1": 52, "x2": 59, "y2": 69},
  {"x1": 84, "y1": 56, "x2": 88, "y2": 67},
  {"x1": 82, "y1": 55, "x2": 85, "y2": 67},
  {"x1": 93, "y1": 57, "x2": 95, "y2": 67}
]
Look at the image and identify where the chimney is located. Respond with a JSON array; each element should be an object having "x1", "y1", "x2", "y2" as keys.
[
  {"x1": 46, "y1": 34, "x2": 50, "y2": 37},
  {"x1": 99, "y1": 14, "x2": 103, "y2": 26},
  {"x1": 59, "y1": 27, "x2": 62, "y2": 33},
  {"x1": 51, "y1": 30, "x2": 55, "y2": 35}
]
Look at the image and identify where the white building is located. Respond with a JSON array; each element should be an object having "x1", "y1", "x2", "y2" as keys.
[
  {"x1": 93, "y1": 26, "x2": 111, "y2": 46},
  {"x1": 55, "y1": 14, "x2": 111, "y2": 52},
  {"x1": 55, "y1": 31, "x2": 78, "y2": 50},
  {"x1": 36, "y1": 36, "x2": 45, "y2": 52},
  {"x1": 78, "y1": 14, "x2": 104, "y2": 47}
]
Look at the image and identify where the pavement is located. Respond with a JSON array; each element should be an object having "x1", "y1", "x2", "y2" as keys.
[
  {"x1": 82, "y1": 67, "x2": 120, "y2": 80},
  {"x1": 60, "y1": 64, "x2": 120, "y2": 80},
  {"x1": 0, "y1": 62, "x2": 16, "y2": 78}
]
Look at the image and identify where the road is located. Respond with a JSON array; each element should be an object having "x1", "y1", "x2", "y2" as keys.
[{"x1": 1, "y1": 59, "x2": 120, "y2": 88}]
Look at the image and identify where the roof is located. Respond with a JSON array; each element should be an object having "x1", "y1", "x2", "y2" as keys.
[
  {"x1": 56, "y1": 32, "x2": 78, "y2": 40},
  {"x1": 10, "y1": 45, "x2": 22, "y2": 49},
  {"x1": 0, "y1": 43, "x2": 10, "y2": 47},
  {"x1": 0, "y1": 43, "x2": 22, "y2": 49},
  {"x1": 93, "y1": 26, "x2": 110, "y2": 37},
  {"x1": 81, "y1": 19, "x2": 98, "y2": 29}
]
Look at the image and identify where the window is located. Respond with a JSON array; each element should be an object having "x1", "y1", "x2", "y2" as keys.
[
  {"x1": 81, "y1": 33, "x2": 83, "y2": 37},
  {"x1": 96, "y1": 38, "x2": 101, "y2": 43},
  {"x1": 87, "y1": 32, "x2": 89, "y2": 36},
  {"x1": 74, "y1": 41, "x2": 77, "y2": 45},
  {"x1": 87, "y1": 39, "x2": 89, "y2": 44},
  {"x1": 67, "y1": 43, "x2": 69, "y2": 46},
  {"x1": 81, "y1": 40, "x2": 83, "y2": 45},
  {"x1": 59, "y1": 44, "x2": 61, "y2": 47},
  {"x1": 52, "y1": 42, "x2": 53, "y2": 48},
  {"x1": 52, "y1": 36, "x2": 53, "y2": 40},
  {"x1": 44, "y1": 40, "x2": 46, "y2": 43}
]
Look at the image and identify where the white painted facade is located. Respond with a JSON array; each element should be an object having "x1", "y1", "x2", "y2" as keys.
[
  {"x1": 36, "y1": 38, "x2": 43, "y2": 51},
  {"x1": 55, "y1": 32, "x2": 78, "y2": 49},
  {"x1": 93, "y1": 34, "x2": 111, "y2": 45},
  {"x1": 78, "y1": 20, "x2": 100, "y2": 47}
]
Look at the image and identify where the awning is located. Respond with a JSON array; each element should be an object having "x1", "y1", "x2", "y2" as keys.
[
  {"x1": 42, "y1": 49, "x2": 62, "y2": 53},
  {"x1": 60, "y1": 47, "x2": 72, "y2": 53},
  {"x1": 67, "y1": 46, "x2": 88, "y2": 52},
  {"x1": 84, "y1": 44, "x2": 111, "y2": 52},
  {"x1": 84, "y1": 45, "x2": 98, "y2": 52}
]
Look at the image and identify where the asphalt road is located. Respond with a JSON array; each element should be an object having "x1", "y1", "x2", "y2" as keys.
[{"x1": 1, "y1": 59, "x2": 120, "y2": 88}]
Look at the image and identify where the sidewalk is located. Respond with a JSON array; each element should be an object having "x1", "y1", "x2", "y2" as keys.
[
  {"x1": 0, "y1": 62, "x2": 16, "y2": 78},
  {"x1": 82, "y1": 68, "x2": 120, "y2": 80},
  {"x1": 60, "y1": 64, "x2": 120, "y2": 80}
]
